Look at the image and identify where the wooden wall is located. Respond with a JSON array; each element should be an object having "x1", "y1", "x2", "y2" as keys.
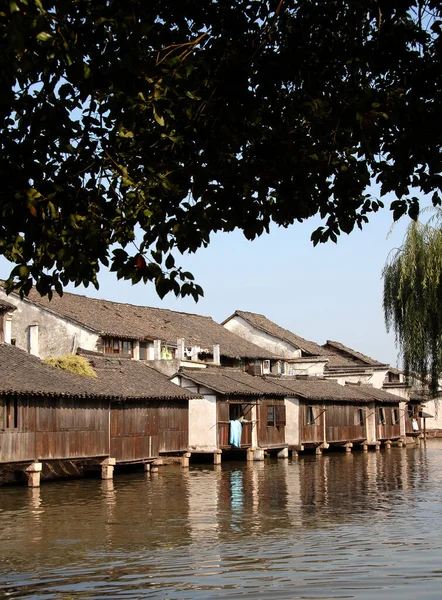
[
  {"x1": 110, "y1": 400, "x2": 188, "y2": 462},
  {"x1": 0, "y1": 396, "x2": 109, "y2": 463},
  {"x1": 257, "y1": 399, "x2": 286, "y2": 448},
  {"x1": 325, "y1": 403, "x2": 366, "y2": 443}
]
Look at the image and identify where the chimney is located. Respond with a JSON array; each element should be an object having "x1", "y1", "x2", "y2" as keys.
[
  {"x1": 153, "y1": 339, "x2": 161, "y2": 360},
  {"x1": 3, "y1": 313, "x2": 12, "y2": 344},
  {"x1": 29, "y1": 323, "x2": 39, "y2": 356},
  {"x1": 176, "y1": 338, "x2": 185, "y2": 360},
  {"x1": 213, "y1": 344, "x2": 220, "y2": 365}
]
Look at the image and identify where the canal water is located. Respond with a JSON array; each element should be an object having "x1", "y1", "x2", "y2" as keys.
[{"x1": 1, "y1": 441, "x2": 442, "y2": 599}]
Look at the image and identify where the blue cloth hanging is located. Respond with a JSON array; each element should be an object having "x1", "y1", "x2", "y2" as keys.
[{"x1": 229, "y1": 420, "x2": 242, "y2": 447}]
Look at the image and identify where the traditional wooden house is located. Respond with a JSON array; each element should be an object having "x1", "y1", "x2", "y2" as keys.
[
  {"x1": 172, "y1": 367, "x2": 290, "y2": 462},
  {"x1": 0, "y1": 285, "x2": 278, "y2": 373},
  {"x1": 261, "y1": 376, "x2": 406, "y2": 452},
  {"x1": 0, "y1": 344, "x2": 198, "y2": 487},
  {"x1": 85, "y1": 352, "x2": 196, "y2": 462}
]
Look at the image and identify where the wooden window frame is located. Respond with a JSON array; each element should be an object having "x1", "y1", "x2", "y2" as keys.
[
  {"x1": 378, "y1": 407, "x2": 386, "y2": 426},
  {"x1": 306, "y1": 405, "x2": 315, "y2": 425},
  {"x1": 103, "y1": 338, "x2": 133, "y2": 357},
  {"x1": 392, "y1": 408, "x2": 399, "y2": 425},
  {"x1": 356, "y1": 407, "x2": 365, "y2": 427},
  {"x1": 267, "y1": 404, "x2": 286, "y2": 427},
  {"x1": 0, "y1": 398, "x2": 18, "y2": 430}
]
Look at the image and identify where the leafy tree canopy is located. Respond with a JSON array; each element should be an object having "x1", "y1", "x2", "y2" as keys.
[
  {"x1": 1, "y1": 0, "x2": 442, "y2": 300},
  {"x1": 383, "y1": 211, "x2": 442, "y2": 396}
]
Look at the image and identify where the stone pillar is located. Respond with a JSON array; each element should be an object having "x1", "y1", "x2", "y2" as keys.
[
  {"x1": 315, "y1": 446, "x2": 322, "y2": 455},
  {"x1": 25, "y1": 462, "x2": 42, "y2": 487},
  {"x1": 277, "y1": 447, "x2": 289, "y2": 459},
  {"x1": 252, "y1": 448, "x2": 265, "y2": 461},
  {"x1": 182, "y1": 452, "x2": 191, "y2": 468},
  {"x1": 144, "y1": 462, "x2": 151, "y2": 473},
  {"x1": 101, "y1": 458, "x2": 116, "y2": 480},
  {"x1": 345, "y1": 443, "x2": 352, "y2": 453},
  {"x1": 153, "y1": 339, "x2": 161, "y2": 360},
  {"x1": 399, "y1": 401, "x2": 407, "y2": 438},
  {"x1": 214, "y1": 450, "x2": 222, "y2": 465},
  {"x1": 385, "y1": 440, "x2": 392, "y2": 449},
  {"x1": 133, "y1": 341, "x2": 140, "y2": 360},
  {"x1": 29, "y1": 324, "x2": 39, "y2": 356},
  {"x1": 176, "y1": 338, "x2": 185, "y2": 360},
  {"x1": 212, "y1": 344, "x2": 220, "y2": 365}
]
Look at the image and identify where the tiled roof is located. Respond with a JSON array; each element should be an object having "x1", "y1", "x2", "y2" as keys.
[
  {"x1": 88, "y1": 355, "x2": 199, "y2": 401},
  {"x1": 0, "y1": 344, "x2": 198, "y2": 402},
  {"x1": 323, "y1": 340, "x2": 388, "y2": 367},
  {"x1": 0, "y1": 343, "x2": 115, "y2": 399},
  {"x1": 0, "y1": 299, "x2": 16, "y2": 311},
  {"x1": 345, "y1": 383, "x2": 405, "y2": 404},
  {"x1": 223, "y1": 310, "x2": 329, "y2": 357},
  {"x1": 264, "y1": 376, "x2": 376, "y2": 403},
  {"x1": 179, "y1": 367, "x2": 287, "y2": 397},
  {"x1": 10, "y1": 288, "x2": 277, "y2": 360}
]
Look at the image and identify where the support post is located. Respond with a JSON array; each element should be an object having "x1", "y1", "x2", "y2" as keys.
[
  {"x1": 384, "y1": 440, "x2": 392, "y2": 450},
  {"x1": 101, "y1": 458, "x2": 116, "y2": 480},
  {"x1": 25, "y1": 462, "x2": 42, "y2": 488},
  {"x1": 144, "y1": 463, "x2": 151, "y2": 473},
  {"x1": 277, "y1": 447, "x2": 289, "y2": 459},
  {"x1": 181, "y1": 452, "x2": 191, "y2": 468},
  {"x1": 214, "y1": 450, "x2": 222, "y2": 465},
  {"x1": 345, "y1": 443, "x2": 352, "y2": 453},
  {"x1": 315, "y1": 446, "x2": 322, "y2": 455}
]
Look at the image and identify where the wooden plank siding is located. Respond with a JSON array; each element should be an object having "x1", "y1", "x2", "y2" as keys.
[
  {"x1": 325, "y1": 404, "x2": 366, "y2": 443},
  {"x1": 377, "y1": 406, "x2": 401, "y2": 440},
  {"x1": 300, "y1": 404, "x2": 325, "y2": 445},
  {"x1": 110, "y1": 400, "x2": 189, "y2": 462},
  {"x1": 0, "y1": 396, "x2": 109, "y2": 463},
  {"x1": 257, "y1": 399, "x2": 286, "y2": 448},
  {"x1": 217, "y1": 400, "x2": 253, "y2": 448},
  {"x1": 158, "y1": 402, "x2": 188, "y2": 453}
]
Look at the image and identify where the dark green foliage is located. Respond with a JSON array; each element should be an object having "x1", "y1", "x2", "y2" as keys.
[
  {"x1": 1, "y1": 1, "x2": 442, "y2": 299},
  {"x1": 383, "y1": 214, "x2": 442, "y2": 395}
]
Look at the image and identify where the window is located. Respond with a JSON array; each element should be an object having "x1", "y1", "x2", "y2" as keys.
[
  {"x1": 103, "y1": 338, "x2": 133, "y2": 356},
  {"x1": 307, "y1": 406, "x2": 315, "y2": 425},
  {"x1": 279, "y1": 361, "x2": 286, "y2": 375},
  {"x1": 263, "y1": 359, "x2": 271, "y2": 374},
  {"x1": 356, "y1": 408, "x2": 365, "y2": 427},
  {"x1": 0, "y1": 398, "x2": 18, "y2": 430},
  {"x1": 392, "y1": 408, "x2": 399, "y2": 425},
  {"x1": 267, "y1": 404, "x2": 286, "y2": 427},
  {"x1": 139, "y1": 342, "x2": 148, "y2": 360},
  {"x1": 378, "y1": 408, "x2": 386, "y2": 425},
  {"x1": 407, "y1": 405, "x2": 414, "y2": 419}
]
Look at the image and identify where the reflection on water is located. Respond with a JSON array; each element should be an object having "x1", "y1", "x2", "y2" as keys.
[{"x1": 1, "y1": 442, "x2": 442, "y2": 599}]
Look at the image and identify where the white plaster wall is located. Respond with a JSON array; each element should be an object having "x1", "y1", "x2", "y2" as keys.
[
  {"x1": 285, "y1": 397, "x2": 300, "y2": 446},
  {"x1": 421, "y1": 398, "x2": 442, "y2": 430},
  {"x1": 325, "y1": 373, "x2": 373, "y2": 387},
  {"x1": 288, "y1": 360, "x2": 327, "y2": 377},
  {"x1": 224, "y1": 316, "x2": 301, "y2": 359},
  {"x1": 369, "y1": 369, "x2": 389, "y2": 389},
  {"x1": 188, "y1": 395, "x2": 218, "y2": 451},
  {"x1": 0, "y1": 290, "x2": 98, "y2": 357},
  {"x1": 382, "y1": 385, "x2": 410, "y2": 400}
]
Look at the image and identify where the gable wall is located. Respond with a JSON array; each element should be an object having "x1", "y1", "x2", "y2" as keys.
[
  {"x1": 223, "y1": 316, "x2": 301, "y2": 359},
  {"x1": 0, "y1": 289, "x2": 98, "y2": 358}
]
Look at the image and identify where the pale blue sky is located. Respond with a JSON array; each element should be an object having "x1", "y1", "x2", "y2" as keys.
[{"x1": 0, "y1": 192, "x2": 417, "y2": 367}]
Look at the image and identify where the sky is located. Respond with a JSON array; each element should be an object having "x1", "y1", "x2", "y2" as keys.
[{"x1": 0, "y1": 190, "x2": 418, "y2": 368}]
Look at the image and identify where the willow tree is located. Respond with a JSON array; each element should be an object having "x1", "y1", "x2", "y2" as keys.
[
  {"x1": 383, "y1": 214, "x2": 442, "y2": 396},
  {"x1": 2, "y1": 1, "x2": 442, "y2": 300}
]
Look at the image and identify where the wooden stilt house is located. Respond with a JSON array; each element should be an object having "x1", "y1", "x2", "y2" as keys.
[
  {"x1": 0, "y1": 344, "x2": 198, "y2": 486},
  {"x1": 174, "y1": 367, "x2": 289, "y2": 461}
]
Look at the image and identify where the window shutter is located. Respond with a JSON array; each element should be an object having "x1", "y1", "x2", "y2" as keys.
[{"x1": 275, "y1": 404, "x2": 286, "y2": 427}]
